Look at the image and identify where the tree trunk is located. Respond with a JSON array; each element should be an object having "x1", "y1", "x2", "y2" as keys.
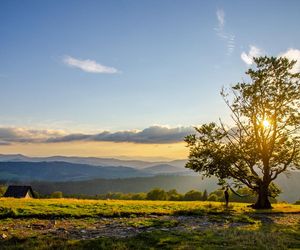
[{"x1": 252, "y1": 184, "x2": 272, "y2": 209}]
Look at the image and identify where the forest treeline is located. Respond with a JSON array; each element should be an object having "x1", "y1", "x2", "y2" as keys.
[
  {"x1": 59, "y1": 187, "x2": 273, "y2": 203},
  {"x1": 1, "y1": 173, "x2": 299, "y2": 202},
  {"x1": 0, "y1": 185, "x2": 274, "y2": 203}
]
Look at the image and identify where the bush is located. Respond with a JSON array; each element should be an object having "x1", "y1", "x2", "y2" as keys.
[
  {"x1": 33, "y1": 191, "x2": 40, "y2": 198},
  {"x1": 184, "y1": 190, "x2": 203, "y2": 201},
  {"x1": 131, "y1": 193, "x2": 147, "y2": 200},
  {"x1": 207, "y1": 194, "x2": 218, "y2": 201},
  {"x1": 166, "y1": 189, "x2": 183, "y2": 201},
  {"x1": 146, "y1": 188, "x2": 167, "y2": 201},
  {"x1": 0, "y1": 186, "x2": 7, "y2": 197},
  {"x1": 50, "y1": 191, "x2": 63, "y2": 198}
]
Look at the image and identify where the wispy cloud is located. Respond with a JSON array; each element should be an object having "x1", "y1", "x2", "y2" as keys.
[
  {"x1": 279, "y1": 48, "x2": 300, "y2": 73},
  {"x1": 63, "y1": 56, "x2": 119, "y2": 74},
  {"x1": 0, "y1": 126, "x2": 195, "y2": 145},
  {"x1": 216, "y1": 9, "x2": 225, "y2": 29},
  {"x1": 240, "y1": 45, "x2": 262, "y2": 65},
  {"x1": 214, "y1": 9, "x2": 235, "y2": 55},
  {"x1": 227, "y1": 35, "x2": 235, "y2": 55}
]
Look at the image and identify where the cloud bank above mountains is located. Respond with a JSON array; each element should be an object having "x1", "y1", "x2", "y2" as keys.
[{"x1": 0, "y1": 126, "x2": 195, "y2": 145}]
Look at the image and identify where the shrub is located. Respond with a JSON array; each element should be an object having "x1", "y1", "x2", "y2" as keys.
[
  {"x1": 207, "y1": 194, "x2": 218, "y2": 201},
  {"x1": 131, "y1": 193, "x2": 147, "y2": 200},
  {"x1": 0, "y1": 185, "x2": 7, "y2": 197},
  {"x1": 184, "y1": 190, "x2": 203, "y2": 201},
  {"x1": 146, "y1": 188, "x2": 167, "y2": 200},
  {"x1": 50, "y1": 191, "x2": 63, "y2": 198}
]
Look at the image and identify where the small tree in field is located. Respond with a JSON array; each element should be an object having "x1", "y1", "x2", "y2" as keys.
[
  {"x1": 185, "y1": 57, "x2": 300, "y2": 209},
  {"x1": 51, "y1": 191, "x2": 63, "y2": 198},
  {"x1": 184, "y1": 190, "x2": 203, "y2": 201},
  {"x1": 146, "y1": 188, "x2": 167, "y2": 200}
]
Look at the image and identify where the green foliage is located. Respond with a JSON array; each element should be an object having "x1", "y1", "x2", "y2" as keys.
[
  {"x1": 1, "y1": 223, "x2": 299, "y2": 250},
  {"x1": 166, "y1": 189, "x2": 183, "y2": 201},
  {"x1": 50, "y1": 191, "x2": 63, "y2": 198},
  {"x1": 126, "y1": 218, "x2": 179, "y2": 228},
  {"x1": 146, "y1": 188, "x2": 167, "y2": 201},
  {"x1": 0, "y1": 185, "x2": 7, "y2": 197},
  {"x1": 228, "y1": 187, "x2": 256, "y2": 203},
  {"x1": 185, "y1": 56, "x2": 300, "y2": 209},
  {"x1": 0, "y1": 198, "x2": 298, "y2": 220},
  {"x1": 131, "y1": 192, "x2": 147, "y2": 200},
  {"x1": 183, "y1": 190, "x2": 202, "y2": 201},
  {"x1": 207, "y1": 194, "x2": 218, "y2": 201},
  {"x1": 33, "y1": 191, "x2": 40, "y2": 198},
  {"x1": 207, "y1": 187, "x2": 277, "y2": 204}
]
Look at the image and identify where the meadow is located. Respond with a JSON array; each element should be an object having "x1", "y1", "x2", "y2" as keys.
[
  {"x1": 0, "y1": 198, "x2": 299, "y2": 218},
  {"x1": 0, "y1": 198, "x2": 299, "y2": 249}
]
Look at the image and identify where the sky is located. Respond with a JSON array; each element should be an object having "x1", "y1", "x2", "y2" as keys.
[{"x1": 0, "y1": 0, "x2": 300, "y2": 160}]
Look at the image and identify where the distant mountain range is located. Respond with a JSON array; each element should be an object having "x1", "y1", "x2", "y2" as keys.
[
  {"x1": 0, "y1": 161, "x2": 151, "y2": 181},
  {"x1": 141, "y1": 164, "x2": 187, "y2": 174},
  {"x1": 0, "y1": 154, "x2": 193, "y2": 181},
  {"x1": 0, "y1": 154, "x2": 298, "y2": 202},
  {"x1": 0, "y1": 154, "x2": 187, "y2": 169}
]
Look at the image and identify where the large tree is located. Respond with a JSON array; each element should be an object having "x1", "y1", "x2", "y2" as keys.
[{"x1": 185, "y1": 56, "x2": 300, "y2": 209}]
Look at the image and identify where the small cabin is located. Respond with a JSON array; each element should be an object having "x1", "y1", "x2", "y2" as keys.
[{"x1": 3, "y1": 185, "x2": 35, "y2": 198}]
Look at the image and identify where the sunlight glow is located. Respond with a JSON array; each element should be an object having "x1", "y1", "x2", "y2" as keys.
[{"x1": 262, "y1": 120, "x2": 270, "y2": 128}]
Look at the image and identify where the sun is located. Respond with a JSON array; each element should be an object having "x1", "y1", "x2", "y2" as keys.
[{"x1": 262, "y1": 120, "x2": 270, "y2": 128}]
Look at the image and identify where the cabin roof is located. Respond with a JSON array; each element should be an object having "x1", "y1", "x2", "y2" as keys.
[{"x1": 3, "y1": 185, "x2": 35, "y2": 198}]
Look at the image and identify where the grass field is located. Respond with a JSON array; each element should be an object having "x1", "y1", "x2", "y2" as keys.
[
  {"x1": 0, "y1": 198, "x2": 299, "y2": 249},
  {"x1": 1, "y1": 198, "x2": 299, "y2": 218}
]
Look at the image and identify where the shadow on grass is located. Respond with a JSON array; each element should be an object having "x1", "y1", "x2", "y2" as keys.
[
  {"x1": 0, "y1": 204, "x2": 235, "y2": 220},
  {"x1": 1, "y1": 226, "x2": 299, "y2": 250}
]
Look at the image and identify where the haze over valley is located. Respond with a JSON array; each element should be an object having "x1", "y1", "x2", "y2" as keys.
[{"x1": 0, "y1": 154, "x2": 299, "y2": 203}]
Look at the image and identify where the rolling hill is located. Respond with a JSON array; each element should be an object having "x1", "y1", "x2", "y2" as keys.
[
  {"x1": 0, "y1": 154, "x2": 187, "y2": 169},
  {"x1": 0, "y1": 154, "x2": 298, "y2": 202},
  {"x1": 0, "y1": 161, "x2": 153, "y2": 181}
]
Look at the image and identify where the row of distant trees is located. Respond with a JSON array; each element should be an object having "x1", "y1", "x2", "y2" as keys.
[
  {"x1": 30, "y1": 187, "x2": 275, "y2": 203},
  {"x1": 1, "y1": 185, "x2": 299, "y2": 203}
]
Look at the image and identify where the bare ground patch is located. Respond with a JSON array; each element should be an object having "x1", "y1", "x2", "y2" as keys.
[{"x1": 1, "y1": 214, "x2": 299, "y2": 240}]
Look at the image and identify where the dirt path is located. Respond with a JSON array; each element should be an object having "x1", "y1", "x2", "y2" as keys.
[{"x1": 1, "y1": 214, "x2": 299, "y2": 240}]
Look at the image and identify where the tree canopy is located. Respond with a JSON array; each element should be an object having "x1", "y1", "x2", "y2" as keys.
[{"x1": 185, "y1": 56, "x2": 300, "y2": 209}]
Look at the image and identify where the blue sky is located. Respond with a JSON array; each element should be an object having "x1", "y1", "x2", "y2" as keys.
[{"x1": 0, "y1": 0, "x2": 300, "y2": 158}]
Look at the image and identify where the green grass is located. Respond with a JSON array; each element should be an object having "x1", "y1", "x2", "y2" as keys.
[
  {"x1": 0, "y1": 198, "x2": 299, "y2": 249},
  {"x1": 125, "y1": 218, "x2": 179, "y2": 228},
  {"x1": 0, "y1": 198, "x2": 299, "y2": 219},
  {"x1": 1, "y1": 224, "x2": 299, "y2": 250}
]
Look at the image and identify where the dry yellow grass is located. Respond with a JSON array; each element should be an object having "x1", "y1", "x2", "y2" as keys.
[{"x1": 0, "y1": 198, "x2": 299, "y2": 219}]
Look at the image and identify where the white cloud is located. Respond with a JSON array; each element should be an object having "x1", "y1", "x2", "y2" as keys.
[
  {"x1": 216, "y1": 9, "x2": 225, "y2": 29},
  {"x1": 63, "y1": 56, "x2": 119, "y2": 74},
  {"x1": 279, "y1": 48, "x2": 300, "y2": 73},
  {"x1": 0, "y1": 127, "x2": 66, "y2": 143},
  {"x1": 214, "y1": 9, "x2": 235, "y2": 55},
  {"x1": 241, "y1": 45, "x2": 262, "y2": 65},
  {"x1": 0, "y1": 126, "x2": 195, "y2": 144},
  {"x1": 47, "y1": 126, "x2": 195, "y2": 144}
]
